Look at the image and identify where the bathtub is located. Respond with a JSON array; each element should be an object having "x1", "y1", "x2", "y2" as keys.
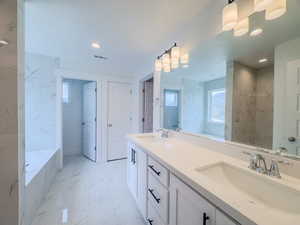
[{"x1": 25, "y1": 149, "x2": 61, "y2": 225}]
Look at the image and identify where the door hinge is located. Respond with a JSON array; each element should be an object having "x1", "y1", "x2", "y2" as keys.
[
  {"x1": 94, "y1": 146, "x2": 96, "y2": 151},
  {"x1": 142, "y1": 118, "x2": 145, "y2": 123},
  {"x1": 95, "y1": 88, "x2": 97, "y2": 92},
  {"x1": 94, "y1": 117, "x2": 97, "y2": 122},
  {"x1": 142, "y1": 89, "x2": 145, "y2": 93}
]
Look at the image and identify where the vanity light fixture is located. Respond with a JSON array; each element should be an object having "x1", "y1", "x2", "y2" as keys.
[
  {"x1": 254, "y1": 0, "x2": 274, "y2": 12},
  {"x1": 265, "y1": 0, "x2": 287, "y2": 20},
  {"x1": 222, "y1": 0, "x2": 238, "y2": 31},
  {"x1": 154, "y1": 43, "x2": 189, "y2": 73},
  {"x1": 250, "y1": 28, "x2": 263, "y2": 36},
  {"x1": 234, "y1": 17, "x2": 249, "y2": 37},
  {"x1": 91, "y1": 42, "x2": 101, "y2": 49},
  {"x1": 259, "y1": 58, "x2": 268, "y2": 63}
]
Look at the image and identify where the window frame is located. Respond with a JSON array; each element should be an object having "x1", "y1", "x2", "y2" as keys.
[
  {"x1": 207, "y1": 88, "x2": 226, "y2": 124},
  {"x1": 62, "y1": 81, "x2": 70, "y2": 104}
]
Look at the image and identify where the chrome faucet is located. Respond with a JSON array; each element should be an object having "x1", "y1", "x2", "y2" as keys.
[{"x1": 247, "y1": 153, "x2": 282, "y2": 179}]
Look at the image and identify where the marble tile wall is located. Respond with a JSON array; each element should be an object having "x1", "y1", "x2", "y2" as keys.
[
  {"x1": 0, "y1": 0, "x2": 25, "y2": 225},
  {"x1": 25, "y1": 53, "x2": 59, "y2": 152}
]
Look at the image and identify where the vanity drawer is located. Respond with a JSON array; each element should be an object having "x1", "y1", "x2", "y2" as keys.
[
  {"x1": 148, "y1": 157, "x2": 169, "y2": 187},
  {"x1": 147, "y1": 203, "x2": 166, "y2": 225},
  {"x1": 148, "y1": 172, "x2": 169, "y2": 224}
]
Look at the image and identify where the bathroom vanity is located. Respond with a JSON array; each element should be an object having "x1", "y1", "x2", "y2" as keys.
[{"x1": 127, "y1": 132, "x2": 300, "y2": 225}]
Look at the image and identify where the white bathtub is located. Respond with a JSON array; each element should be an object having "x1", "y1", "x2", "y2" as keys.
[
  {"x1": 25, "y1": 149, "x2": 60, "y2": 225},
  {"x1": 25, "y1": 149, "x2": 58, "y2": 186}
]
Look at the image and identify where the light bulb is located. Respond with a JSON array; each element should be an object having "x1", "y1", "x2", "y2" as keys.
[{"x1": 223, "y1": 2, "x2": 238, "y2": 31}]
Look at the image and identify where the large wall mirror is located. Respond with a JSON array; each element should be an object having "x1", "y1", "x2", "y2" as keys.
[{"x1": 160, "y1": 0, "x2": 300, "y2": 157}]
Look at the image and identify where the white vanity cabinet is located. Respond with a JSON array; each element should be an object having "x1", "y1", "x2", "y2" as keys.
[
  {"x1": 169, "y1": 174, "x2": 215, "y2": 225},
  {"x1": 127, "y1": 141, "x2": 239, "y2": 225},
  {"x1": 127, "y1": 143, "x2": 148, "y2": 219}
]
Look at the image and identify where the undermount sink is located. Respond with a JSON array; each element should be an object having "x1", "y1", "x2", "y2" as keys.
[{"x1": 196, "y1": 162, "x2": 300, "y2": 214}]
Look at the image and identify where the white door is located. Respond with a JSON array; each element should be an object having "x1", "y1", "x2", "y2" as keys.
[
  {"x1": 107, "y1": 82, "x2": 133, "y2": 161},
  {"x1": 82, "y1": 82, "x2": 97, "y2": 161},
  {"x1": 170, "y1": 174, "x2": 216, "y2": 225},
  {"x1": 284, "y1": 60, "x2": 300, "y2": 156}
]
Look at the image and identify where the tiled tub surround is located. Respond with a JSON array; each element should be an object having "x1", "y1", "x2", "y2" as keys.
[
  {"x1": 25, "y1": 149, "x2": 60, "y2": 225},
  {"x1": 127, "y1": 132, "x2": 300, "y2": 225}
]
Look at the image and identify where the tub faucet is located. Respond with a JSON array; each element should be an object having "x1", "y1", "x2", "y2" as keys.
[{"x1": 269, "y1": 160, "x2": 281, "y2": 178}]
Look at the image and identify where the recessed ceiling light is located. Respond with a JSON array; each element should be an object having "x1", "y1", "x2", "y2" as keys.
[
  {"x1": 91, "y1": 42, "x2": 101, "y2": 49},
  {"x1": 0, "y1": 40, "x2": 8, "y2": 46},
  {"x1": 259, "y1": 58, "x2": 268, "y2": 63},
  {"x1": 250, "y1": 28, "x2": 263, "y2": 36}
]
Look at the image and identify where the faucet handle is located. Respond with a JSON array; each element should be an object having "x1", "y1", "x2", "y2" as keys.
[{"x1": 269, "y1": 160, "x2": 281, "y2": 178}]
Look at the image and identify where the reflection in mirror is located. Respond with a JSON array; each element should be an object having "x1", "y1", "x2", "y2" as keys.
[{"x1": 160, "y1": 0, "x2": 300, "y2": 157}]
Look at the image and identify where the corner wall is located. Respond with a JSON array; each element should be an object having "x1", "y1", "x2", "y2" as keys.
[{"x1": 0, "y1": 0, "x2": 25, "y2": 224}]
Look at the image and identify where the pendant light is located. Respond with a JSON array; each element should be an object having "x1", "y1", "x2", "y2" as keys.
[
  {"x1": 254, "y1": 0, "x2": 274, "y2": 12},
  {"x1": 180, "y1": 49, "x2": 189, "y2": 68},
  {"x1": 162, "y1": 53, "x2": 171, "y2": 73},
  {"x1": 171, "y1": 44, "x2": 180, "y2": 69},
  {"x1": 155, "y1": 58, "x2": 162, "y2": 72},
  {"x1": 222, "y1": 0, "x2": 238, "y2": 31},
  {"x1": 234, "y1": 17, "x2": 249, "y2": 36},
  {"x1": 265, "y1": 0, "x2": 286, "y2": 20},
  {"x1": 171, "y1": 58, "x2": 179, "y2": 69}
]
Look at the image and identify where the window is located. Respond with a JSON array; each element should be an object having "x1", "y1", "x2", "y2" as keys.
[
  {"x1": 62, "y1": 81, "x2": 70, "y2": 103},
  {"x1": 165, "y1": 90, "x2": 178, "y2": 107},
  {"x1": 208, "y1": 88, "x2": 225, "y2": 123}
]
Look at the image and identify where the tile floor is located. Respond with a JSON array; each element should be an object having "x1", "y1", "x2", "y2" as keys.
[{"x1": 30, "y1": 156, "x2": 146, "y2": 225}]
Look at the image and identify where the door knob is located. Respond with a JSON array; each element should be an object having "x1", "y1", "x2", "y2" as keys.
[{"x1": 288, "y1": 137, "x2": 296, "y2": 142}]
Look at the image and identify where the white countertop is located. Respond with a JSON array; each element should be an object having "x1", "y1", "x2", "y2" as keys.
[{"x1": 127, "y1": 133, "x2": 300, "y2": 225}]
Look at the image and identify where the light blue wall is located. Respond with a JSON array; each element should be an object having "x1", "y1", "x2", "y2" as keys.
[
  {"x1": 25, "y1": 53, "x2": 59, "y2": 152},
  {"x1": 63, "y1": 79, "x2": 85, "y2": 156},
  {"x1": 203, "y1": 77, "x2": 226, "y2": 138}
]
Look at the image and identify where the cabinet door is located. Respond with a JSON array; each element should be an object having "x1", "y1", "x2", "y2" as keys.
[
  {"x1": 216, "y1": 210, "x2": 239, "y2": 225},
  {"x1": 170, "y1": 175, "x2": 215, "y2": 225},
  {"x1": 137, "y1": 149, "x2": 148, "y2": 219},
  {"x1": 127, "y1": 143, "x2": 138, "y2": 200}
]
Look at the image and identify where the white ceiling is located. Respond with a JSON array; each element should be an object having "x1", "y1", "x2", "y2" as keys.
[{"x1": 24, "y1": 0, "x2": 225, "y2": 77}]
